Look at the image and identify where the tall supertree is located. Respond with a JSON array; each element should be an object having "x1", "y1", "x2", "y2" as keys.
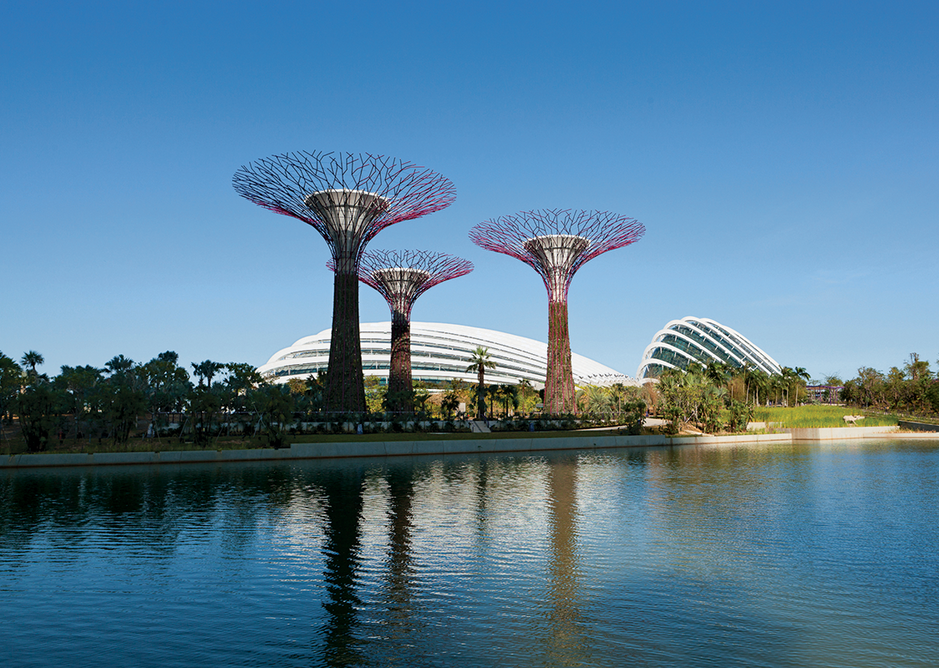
[
  {"x1": 469, "y1": 209, "x2": 644, "y2": 414},
  {"x1": 233, "y1": 151, "x2": 456, "y2": 413},
  {"x1": 331, "y1": 249, "x2": 473, "y2": 413}
]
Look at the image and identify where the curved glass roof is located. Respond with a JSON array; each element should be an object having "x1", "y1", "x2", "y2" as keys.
[
  {"x1": 258, "y1": 322, "x2": 637, "y2": 388},
  {"x1": 636, "y1": 317, "x2": 781, "y2": 380}
]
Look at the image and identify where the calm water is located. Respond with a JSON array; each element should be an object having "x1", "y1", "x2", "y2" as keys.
[{"x1": 2, "y1": 440, "x2": 938, "y2": 667}]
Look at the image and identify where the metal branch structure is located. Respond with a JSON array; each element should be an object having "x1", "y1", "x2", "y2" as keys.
[
  {"x1": 234, "y1": 152, "x2": 456, "y2": 413},
  {"x1": 331, "y1": 250, "x2": 473, "y2": 412},
  {"x1": 470, "y1": 209, "x2": 645, "y2": 414}
]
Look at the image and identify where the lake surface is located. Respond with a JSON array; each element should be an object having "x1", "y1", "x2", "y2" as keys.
[{"x1": 2, "y1": 439, "x2": 938, "y2": 667}]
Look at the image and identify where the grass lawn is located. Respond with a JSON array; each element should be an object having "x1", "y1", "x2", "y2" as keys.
[{"x1": 754, "y1": 405, "x2": 898, "y2": 428}]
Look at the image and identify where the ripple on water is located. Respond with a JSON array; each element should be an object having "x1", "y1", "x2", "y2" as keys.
[{"x1": 1, "y1": 443, "x2": 938, "y2": 667}]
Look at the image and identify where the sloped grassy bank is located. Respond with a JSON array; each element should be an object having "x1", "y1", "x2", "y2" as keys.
[{"x1": 754, "y1": 405, "x2": 898, "y2": 428}]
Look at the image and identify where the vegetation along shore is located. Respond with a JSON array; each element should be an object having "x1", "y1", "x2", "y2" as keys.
[{"x1": 2, "y1": 348, "x2": 938, "y2": 456}]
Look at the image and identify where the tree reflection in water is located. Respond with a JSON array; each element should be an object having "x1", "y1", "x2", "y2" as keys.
[
  {"x1": 545, "y1": 458, "x2": 586, "y2": 662},
  {"x1": 4, "y1": 445, "x2": 935, "y2": 666},
  {"x1": 384, "y1": 466, "x2": 417, "y2": 617},
  {"x1": 317, "y1": 467, "x2": 366, "y2": 666}
]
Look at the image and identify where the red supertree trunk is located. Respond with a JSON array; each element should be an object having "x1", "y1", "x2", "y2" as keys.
[
  {"x1": 387, "y1": 310, "x2": 412, "y2": 412},
  {"x1": 546, "y1": 299, "x2": 576, "y2": 414},
  {"x1": 325, "y1": 270, "x2": 365, "y2": 413}
]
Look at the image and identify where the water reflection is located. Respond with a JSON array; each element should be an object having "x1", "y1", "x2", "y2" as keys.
[
  {"x1": 317, "y1": 467, "x2": 366, "y2": 666},
  {"x1": 1, "y1": 441, "x2": 938, "y2": 667},
  {"x1": 383, "y1": 466, "x2": 417, "y2": 620},
  {"x1": 544, "y1": 459, "x2": 585, "y2": 663}
]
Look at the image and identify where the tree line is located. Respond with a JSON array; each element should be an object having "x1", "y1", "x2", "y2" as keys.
[
  {"x1": 0, "y1": 348, "x2": 647, "y2": 453},
  {"x1": 0, "y1": 349, "x2": 293, "y2": 452},
  {"x1": 838, "y1": 353, "x2": 939, "y2": 416}
]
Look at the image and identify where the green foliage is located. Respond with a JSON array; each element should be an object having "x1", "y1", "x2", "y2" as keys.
[
  {"x1": 656, "y1": 367, "x2": 727, "y2": 433},
  {"x1": 141, "y1": 352, "x2": 191, "y2": 415},
  {"x1": 652, "y1": 360, "x2": 818, "y2": 433},
  {"x1": 382, "y1": 388, "x2": 412, "y2": 414},
  {"x1": 414, "y1": 381, "x2": 431, "y2": 417},
  {"x1": 100, "y1": 358, "x2": 148, "y2": 445},
  {"x1": 928, "y1": 382, "x2": 939, "y2": 414},
  {"x1": 441, "y1": 390, "x2": 460, "y2": 418},
  {"x1": 573, "y1": 384, "x2": 645, "y2": 432},
  {"x1": 14, "y1": 381, "x2": 60, "y2": 452},
  {"x1": 0, "y1": 352, "x2": 25, "y2": 431},
  {"x1": 188, "y1": 385, "x2": 222, "y2": 447},
  {"x1": 515, "y1": 378, "x2": 540, "y2": 414},
  {"x1": 839, "y1": 354, "x2": 937, "y2": 417},
  {"x1": 249, "y1": 384, "x2": 295, "y2": 449},
  {"x1": 577, "y1": 385, "x2": 611, "y2": 415},
  {"x1": 621, "y1": 400, "x2": 645, "y2": 435},
  {"x1": 727, "y1": 400, "x2": 753, "y2": 432},
  {"x1": 225, "y1": 362, "x2": 263, "y2": 391}
]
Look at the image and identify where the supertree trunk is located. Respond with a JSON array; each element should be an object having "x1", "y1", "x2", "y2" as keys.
[
  {"x1": 546, "y1": 300, "x2": 576, "y2": 414},
  {"x1": 325, "y1": 270, "x2": 365, "y2": 413},
  {"x1": 387, "y1": 310, "x2": 412, "y2": 412}
]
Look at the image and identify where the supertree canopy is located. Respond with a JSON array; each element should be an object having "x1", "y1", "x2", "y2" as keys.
[
  {"x1": 234, "y1": 151, "x2": 456, "y2": 413},
  {"x1": 331, "y1": 249, "x2": 473, "y2": 413},
  {"x1": 469, "y1": 209, "x2": 644, "y2": 414}
]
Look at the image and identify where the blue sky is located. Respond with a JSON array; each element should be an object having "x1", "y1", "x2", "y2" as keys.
[{"x1": 2, "y1": 1, "x2": 936, "y2": 382}]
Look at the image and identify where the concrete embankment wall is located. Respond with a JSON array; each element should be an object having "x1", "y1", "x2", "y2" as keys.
[
  {"x1": 784, "y1": 425, "x2": 899, "y2": 440},
  {"x1": 6, "y1": 428, "x2": 936, "y2": 470},
  {"x1": 1, "y1": 433, "x2": 792, "y2": 469}
]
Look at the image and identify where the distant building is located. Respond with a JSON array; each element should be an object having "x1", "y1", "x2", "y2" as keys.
[
  {"x1": 806, "y1": 385, "x2": 844, "y2": 404},
  {"x1": 258, "y1": 321, "x2": 638, "y2": 388},
  {"x1": 637, "y1": 316, "x2": 781, "y2": 380}
]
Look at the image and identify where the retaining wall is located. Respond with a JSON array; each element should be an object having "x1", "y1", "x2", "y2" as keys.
[
  {"x1": 784, "y1": 425, "x2": 899, "y2": 440},
  {"x1": 6, "y1": 428, "x2": 933, "y2": 470},
  {"x1": 2, "y1": 433, "x2": 792, "y2": 469}
]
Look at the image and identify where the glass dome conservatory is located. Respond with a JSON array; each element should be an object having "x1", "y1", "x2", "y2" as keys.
[
  {"x1": 637, "y1": 316, "x2": 781, "y2": 380},
  {"x1": 258, "y1": 322, "x2": 637, "y2": 389}
]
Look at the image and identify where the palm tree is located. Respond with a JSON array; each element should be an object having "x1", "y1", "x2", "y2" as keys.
[
  {"x1": 441, "y1": 390, "x2": 460, "y2": 419},
  {"x1": 192, "y1": 360, "x2": 225, "y2": 388},
  {"x1": 21, "y1": 351, "x2": 44, "y2": 379},
  {"x1": 105, "y1": 354, "x2": 134, "y2": 375},
  {"x1": 750, "y1": 368, "x2": 769, "y2": 406},
  {"x1": 705, "y1": 361, "x2": 734, "y2": 402},
  {"x1": 779, "y1": 367, "x2": 793, "y2": 406},
  {"x1": 791, "y1": 366, "x2": 810, "y2": 406},
  {"x1": 578, "y1": 384, "x2": 611, "y2": 417},
  {"x1": 465, "y1": 347, "x2": 496, "y2": 420}
]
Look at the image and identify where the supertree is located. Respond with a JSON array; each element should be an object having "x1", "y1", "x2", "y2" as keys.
[
  {"x1": 469, "y1": 209, "x2": 644, "y2": 414},
  {"x1": 331, "y1": 249, "x2": 473, "y2": 413},
  {"x1": 233, "y1": 151, "x2": 456, "y2": 413}
]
